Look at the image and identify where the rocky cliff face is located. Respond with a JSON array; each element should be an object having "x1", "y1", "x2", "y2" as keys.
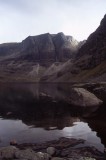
[
  {"x1": 76, "y1": 14, "x2": 106, "y2": 69},
  {"x1": 0, "y1": 33, "x2": 79, "y2": 64},
  {"x1": 0, "y1": 32, "x2": 80, "y2": 82},
  {"x1": 21, "y1": 33, "x2": 56, "y2": 64},
  {"x1": 21, "y1": 32, "x2": 79, "y2": 64}
]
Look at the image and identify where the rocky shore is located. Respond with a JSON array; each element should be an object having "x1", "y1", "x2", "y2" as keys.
[{"x1": 0, "y1": 138, "x2": 105, "y2": 160}]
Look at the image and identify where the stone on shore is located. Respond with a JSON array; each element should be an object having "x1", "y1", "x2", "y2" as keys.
[
  {"x1": 47, "y1": 147, "x2": 56, "y2": 156},
  {"x1": 51, "y1": 157, "x2": 65, "y2": 160},
  {"x1": 36, "y1": 152, "x2": 50, "y2": 160},
  {"x1": 10, "y1": 139, "x2": 18, "y2": 145},
  {"x1": 0, "y1": 146, "x2": 18, "y2": 159},
  {"x1": 15, "y1": 149, "x2": 50, "y2": 160},
  {"x1": 0, "y1": 137, "x2": 103, "y2": 160},
  {"x1": 68, "y1": 157, "x2": 96, "y2": 160},
  {"x1": 15, "y1": 149, "x2": 37, "y2": 159}
]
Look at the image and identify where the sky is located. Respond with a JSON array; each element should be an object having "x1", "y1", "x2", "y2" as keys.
[{"x1": 0, "y1": 0, "x2": 106, "y2": 43}]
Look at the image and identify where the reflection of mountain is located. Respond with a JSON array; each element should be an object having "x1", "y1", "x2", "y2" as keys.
[
  {"x1": 0, "y1": 87, "x2": 80, "y2": 129},
  {"x1": 0, "y1": 83, "x2": 99, "y2": 129},
  {"x1": 0, "y1": 83, "x2": 79, "y2": 130},
  {"x1": 24, "y1": 117, "x2": 80, "y2": 130}
]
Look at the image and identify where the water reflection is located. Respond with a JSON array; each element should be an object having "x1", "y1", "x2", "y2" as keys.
[{"x1": 0, "y1": 83, "x2": 105, "y2": 151}]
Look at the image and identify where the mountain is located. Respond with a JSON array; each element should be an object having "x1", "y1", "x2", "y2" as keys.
[
  {"x1": 41, "y1": 14, "x2": 106, "y2": 82},
  {"x1": 0, "y1": 32, "x2": 80, "y2": 82},
  {"x1": 0, "y1": 15, "x2": 106, "y2": 83}
]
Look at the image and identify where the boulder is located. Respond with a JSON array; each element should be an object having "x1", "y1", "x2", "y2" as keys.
[
  {"x1": 93, "y1": 86, "x2": 106, "y2": 104},
  {"x1": 47, "y1": 147, "x2": 56, "y2": 156},
  {"x1": 0, "y1": 146, "x2": 18, "y2": 159},
  {"x1": 10, "y1": 139, "x2": 18, "y2": 145},
  {"x1": 68, "y1": 157, "x2": 96, "y2": 160},
  {"x1": 15, "y1": 149, "x2": 50, "y2": 160},
  {"x1": 15, "y1": 149, "x2": 37, "y2": 159},
  {"x1": 36, "y1": 152, "x2": 50, "y2": 160},
  {"x1": 69, "y1": 88, "x2": 103, "y2": 107},
  {"x1": 51, "y1": 158, "x2": 65, "y2": 160},
  {"x1": 80, "y1": 158, "x2": 96, "y2": 160}
]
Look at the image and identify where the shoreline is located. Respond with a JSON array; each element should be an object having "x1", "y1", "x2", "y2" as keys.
[{"x1": 0, "y1": 137, "x2": 105, "y2": 160}]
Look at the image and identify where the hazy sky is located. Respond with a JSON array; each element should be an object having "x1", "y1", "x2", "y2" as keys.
[{"x1": 0, "y1": 0, "x2": 106, "y2": 43}]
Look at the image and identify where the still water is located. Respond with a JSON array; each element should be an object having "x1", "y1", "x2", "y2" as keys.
[{"x1": 0, "y1": 83, "x2": 105, "y2": 152}]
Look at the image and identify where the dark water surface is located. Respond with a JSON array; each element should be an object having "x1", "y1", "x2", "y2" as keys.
[{"x1": 0, "y1": 83, "x2": 106, "y2": 152}]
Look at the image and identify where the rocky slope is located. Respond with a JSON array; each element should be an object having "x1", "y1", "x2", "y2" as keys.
[{"x1": 41, "y1": 14, "x2": 106, "y2": 82}]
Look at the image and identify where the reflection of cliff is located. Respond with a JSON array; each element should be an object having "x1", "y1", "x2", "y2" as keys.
[
  {"x1": 24, "y1": 117, "x2": 80, "y2": 130},
  {"x1": 0, "y1": 87, "x2": 81, "y2": 130},
  {"x1": 0, "y1": 83, "x2": 103, "y2": 129},
  {"x1": 0, "y1": 83, "x2": 70, "y2": 101}
]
